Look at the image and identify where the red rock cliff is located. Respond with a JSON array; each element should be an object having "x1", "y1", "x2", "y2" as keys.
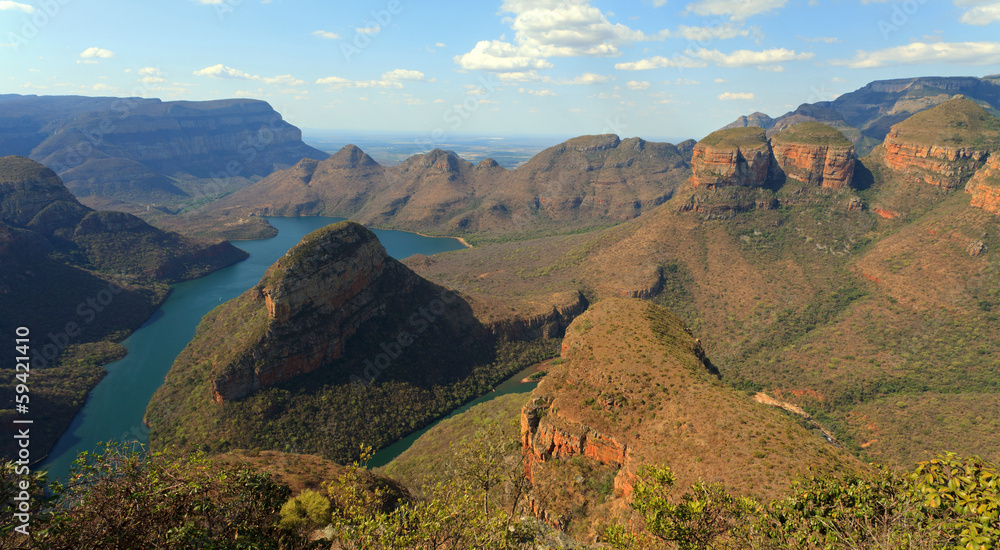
[
  {"x1": 882, "y1": 130, "x2": 989, "y2": 189},
  {"x1": 967, "y1": 154, "x2": 1000, "y2": 215},
  {"x1": 771, "y1": 142, "x2": 855, "y2": 189}
]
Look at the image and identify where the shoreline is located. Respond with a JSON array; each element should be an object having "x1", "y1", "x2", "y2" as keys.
[{"x1": 409, "y1": 230, "x2": 472, "y2": 249}]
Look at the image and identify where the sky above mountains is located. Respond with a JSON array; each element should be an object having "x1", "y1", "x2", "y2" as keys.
[{"x1": 3, "y1": 0, "x2": 1000, "y2": 142}]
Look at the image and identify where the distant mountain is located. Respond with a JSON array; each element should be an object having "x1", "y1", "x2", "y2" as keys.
[
  {"x1": 0, "y1": 94, "x2": 328, "y2": 205},
  {"x1": 0, "y1": 155, "x2": 248, "y2": 461},
  {"x1": 722, "y1": 75, "x2": 1000, "y2": 155},
  {"x1": 204, "y1": 135, "x2": 694, "y2": 239}
]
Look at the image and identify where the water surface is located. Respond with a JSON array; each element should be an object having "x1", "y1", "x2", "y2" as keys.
[{"x1": 42, "y1": 217, "x2": 466, "y2": 479}]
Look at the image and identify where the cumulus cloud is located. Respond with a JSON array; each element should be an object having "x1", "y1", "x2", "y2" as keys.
[
  {"x1": 455, "y1": 0, "x2": 667, "y2": 71},
  {"x1": 718, "y1": 92, "x2": 755, "y2": 100},
  {"x1": 692, "y1": 47, "x2": 813, "y2": 66},
  {"x1": 615, "y1": 54, "x2": 708, "y2": 70},
  {"x1": 381, "y1": 69, "x2": 434, "y2": 82},
  {"x1": 313, "y1": 30, "x2": 341, "y2": 39},
  {"x1": 454, "y1": 40, "x2": 555, "y2": 70},
  {"x1": 627, "y1": 80, "x2": 651, "y2": 90},
  {"x1": 79, "y1": 47, "x2": 115, "y2": 60},
  {"x1": 0, "y1": 1, "x2": 34, "y2": 13},
  {"x1": 834, "y1": 41, "x2": 1000, "y2": 68},
  {"x1": 616, "y1": 47, "x2": 810, "y2": 70},
  {"x1": 685, "y1": 0, "x2": 787, "y2": 20},
  {"x1": 955, "y1": 0, "x2": 1000, "y2": 24},
  {"x1": 676, "y1": 22, "x2": 758, "y2": 41},
  {"x1": 315, "y1": 76, "x2": 404, "y2": 89},
  {"x1": 193, "y1": 64, "x2": 256, "y2": 79},
  {"x1": 194, "y1": 65, "x2": 305, "y2": 86},
  {"x1": 560, "y1": 72, "x2": 613, "y2": 84}
]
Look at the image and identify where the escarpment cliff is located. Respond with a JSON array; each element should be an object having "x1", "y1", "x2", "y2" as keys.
[
  {"x1": 771, "y1": 122, "x2": 855, "y2": 188},
  {"x1": 879, "y1": 97, "x2": 999, "y2": 189},
  {"x1": 690, "y1": 127, "x2": 772, "y2": 189},
  {"x1": 690, "y1": 123, "x2": 856, "y2": 191},
  {"x1": 0, "y1": 94, "x2": 327, "y2": 204},
  {"x1": 967, "y1": 155, "x2": 1000, "y2": 214},
  {"x1": 519, "y1": 299, "x2": 859, "y2": 535},
  {"x1": 206, "y1": 222, "x2": 427, "y2": 402}
]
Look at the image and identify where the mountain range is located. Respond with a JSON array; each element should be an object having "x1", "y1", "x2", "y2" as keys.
[
  {"x1": 0, "y1": 94, "x2": 327, "y2": 207},
  {"x1": 4, "y1": 77, "x2": 1000, "y2": 546}
]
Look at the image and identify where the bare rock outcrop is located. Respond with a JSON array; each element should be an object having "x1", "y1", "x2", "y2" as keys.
[
  {"x1": 690, "y1": 127, "x2": 772, "y2": 189},
  {"x1": 209, "y1": 221, "x2": 423, "y2": 402},
  {"x1": 771, "y1": 122, "x2": 855, "y2": 188},
  {"x1": 966, "y1": 154, "x2": 1000, "y2": 215}
]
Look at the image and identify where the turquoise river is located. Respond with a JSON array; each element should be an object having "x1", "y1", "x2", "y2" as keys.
[{"x1": 40, "y1": 217, "x2": 533, "y2": 479}]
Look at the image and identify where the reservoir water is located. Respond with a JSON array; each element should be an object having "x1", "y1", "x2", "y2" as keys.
[{"x1": 41, "y1": 217, "x2": 467, "y2": 479}]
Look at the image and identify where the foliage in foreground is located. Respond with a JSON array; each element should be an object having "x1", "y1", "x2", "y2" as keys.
[
  {"x1": 606, "y1": 453, "x2": 1000, "y2": 550},
  {"x1": 0, "y1": 443, "x2": 319, "y2": 550},
  {"x1": 3, "y1": 443, "x2": 997, "y2": 550}
]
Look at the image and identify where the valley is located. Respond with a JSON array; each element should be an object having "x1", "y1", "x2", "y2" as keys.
[{"x1": 4, "y1": 74, "x2": 1000, "y2": 548}]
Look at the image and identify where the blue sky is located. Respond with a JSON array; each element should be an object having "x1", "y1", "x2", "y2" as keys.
[{"x1": 3, "y1": 0, "x2": 1000, "y2": 142}]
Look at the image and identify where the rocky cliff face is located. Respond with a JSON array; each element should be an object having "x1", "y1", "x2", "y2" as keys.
[
  {"x1": 875, "y1": 97, "x2": 999, "y2": 189},
  {"x1": 882, "y1": 131, "x2": 990, "y2": 189},
  {"x1": 689, "y1": 128, "x2": 772, "y2": 189},
  {"x1": 209, "y1": 221, "x2": 422, "y2": 402},
  {"x1": 690, "y1": 123, "x2": 855, "y2": 190},
  {"x1": 772, "y1": 142, "x2": 855, "y2": 188},
  {"x1": 771, "y1": 122, "x2": 855, "y2": 188},
  {"x1": 967, "y1": 155, "x2": 1000, "y2": 214}
]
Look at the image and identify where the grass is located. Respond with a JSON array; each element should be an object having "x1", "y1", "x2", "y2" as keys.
[
  {"x1": 698, "y1": 127, "x2": 768, "y2": 149},
  {"x1": 772, "y1": 122, "x2": 853, "y2": 147}
]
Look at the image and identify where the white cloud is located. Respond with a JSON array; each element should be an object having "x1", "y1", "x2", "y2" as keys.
[
  {"x1": 455, "y1": 0, "x2": 667, "y2": 71},
  {"x1": 316, "y1": 76, "x2": 404, "y2": 89},
  {"x1": 139, "y1": 76, "x2": 168, "y2": 85},
  {"x1": 676, "y1": 22, "x2": 758, "y2": 41},
  {"x1": 519, "y1": 87, "x2": 556, "y2": 96},
  {"x1": 719, "y1": 92, "x2": 755, "y2": 100},
  {"x1": 955, "y1": 0, "x2": 1000, "y2": 24},
  {"x1": 92, "y1": 83, "x2": 115, "y2": 92},
  {"x1": 692, "y1": 47, "x2": 813, "y2": 66},
  {"x1": 262, "y1": 74, "x2": 305, "y2": 86},
  {"x1": 498, "y1": 70, "x2": 547, "y2": 82},
  {"x1": 194, "y1": 64, "x2": 257, "y2": 79},
  {"x1": 615, "y1": 54, "x2": 708, "y2": 70},
  {"x1": 685, "y1": 0, "x2": 787, "y2": 19},
  {"x1": 454, "y1": 40, "x2": 555, "y2": 70},
  {"x1": 615, "y1": 47, "x2": 809, "y2": 70},
  {"x1": 627, "y1": 80, "x2": 651, "y2": 90},
  {"x1": 381, "y1": 69, "x2": 434, "y2": 82},
  {"x1": 356, "y1": 26, "x2": 381, "y2": 35},
  {"x1": 138, "y1": 67, "x2": 162, "y2": 76},
  {"x1": 758, "y1": 64, "x2": 785, "y2": 72},
  {"x1": 313, "y1": 30, "x2": 341, "y2": 39},
  {"x1": 435, "y1": 42, "x2": 446, "y2": 47},
  {"x1": 834, "y1": 41, "x2": 1000, "y2": 68},
  {"x1": 194, "y1": 65, "x2": 307, "y2": 87},
  {"x1": 80, "y1": 47, "x2": 115, "y2": 60},
  {"x1": 798, "y1": 35, "x2": 841, "y2": 43},
  {"x1": 559, "y1": 72, "x2": 613, "y2": 84},
  {"x1": 0, "y1": 1, "x2": 33, "y2": 13}
]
